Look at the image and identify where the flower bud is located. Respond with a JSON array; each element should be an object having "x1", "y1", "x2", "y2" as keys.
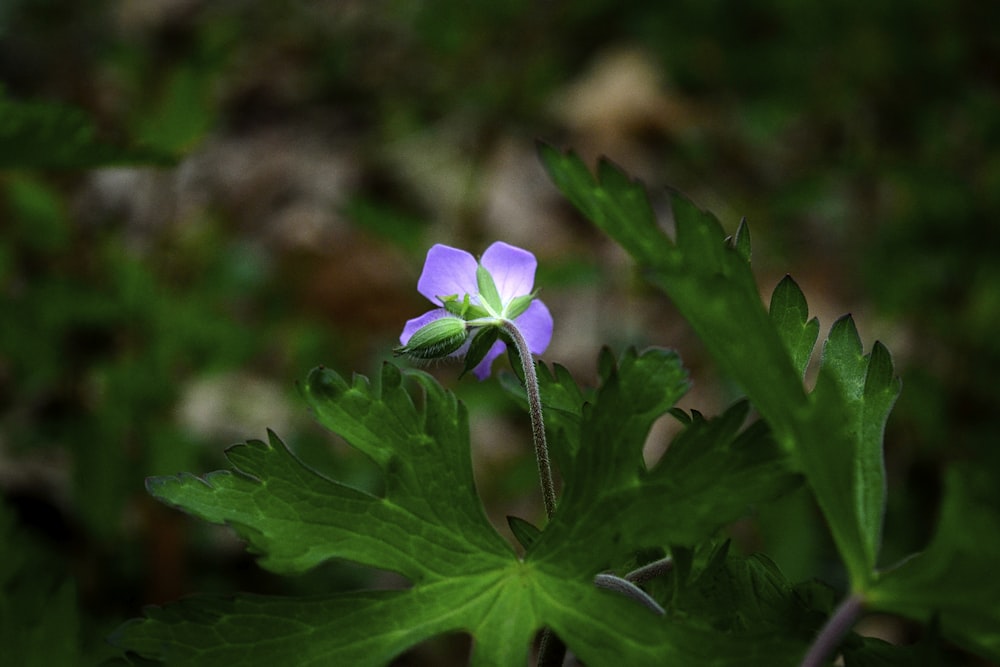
[{"x1": 393, "y1": 316, "x2": 468, "y2": 360}]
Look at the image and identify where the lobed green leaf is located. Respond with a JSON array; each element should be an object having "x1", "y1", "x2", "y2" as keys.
[
  {"x1": 538, "y1": 142, "x2": 672, "y2": 264},
  {"x1": 114, "y1": 569, "x2": 806, "y2": 667},
  {"x1": 499, "y1": 358, "x2": 588, "y2": 473},
  {"x1": 539, "y1": 144, "x2": 900, "y2": 590},
  {"x1": 529, "y1": 350, "x2": 798, "y2": 575},
  {"x1": 147, "y1": 365, "x2": 510, "y2": 580},
  {"x1": 664, "y1": 542, "x2": 828, "y2": 640},
  {"x1": 121, "y1": 353, "x2": 810, "y2": 666}
]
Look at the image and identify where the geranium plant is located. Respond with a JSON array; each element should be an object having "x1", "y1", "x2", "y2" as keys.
[{"x1": 109, "y1": 145, "x2": 1000, "y2": 666}]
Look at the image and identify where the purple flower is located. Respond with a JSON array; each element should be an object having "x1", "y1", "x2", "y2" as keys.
[{"x1": 399, "y1": 242, "x2": 553, "y2": 379}]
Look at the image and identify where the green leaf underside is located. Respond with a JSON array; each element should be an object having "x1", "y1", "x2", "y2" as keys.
[
  {"x1": 506, "y1": 515, "x2": 541, "y2": 550},
  {"x1": 113, "y1": 577, "x2": 804, "y2": 667},
  {"x1": 539, "y1": 144, "x2": 900, "y2": 590},
  {"x1": 500, "y1": 359, "x2": 588, "y2": 474},
  {"x1": 156, "y1": 364, "x2": 512, "y2": 579},
  {"x1": 769, "y1": 275, "x2": 820, "y2": 379},
  {"x1": 664, "y1": 542, "x2": 829, "y2": 641},
  {"x1": 524, "y1": 349, "x2": 800, "y2": 572},
  {"x1": 120, "y1": 355, "x2": 805, "y2": 665},
  {"x1": 867, "y1": 465, "x2": 1000, "y2": 661}
]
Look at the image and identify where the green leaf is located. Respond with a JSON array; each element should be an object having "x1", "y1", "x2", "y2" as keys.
[
  {"x1": 114, "y1": 583, "x2": 805, "y2": 667},
  {"x1": 508, "y1": 350, "x2": 797, "y2": 571},
  {"x1": 807, "y1": 316, "x2": 900, "y2": 577},
  {"x1": 500, "y1": 358, "x2": 588, "y2": 474},
  {"x1": 641, "y1": 403, "x2": 802, "y2": 544},
  {"x1": 842, "y1": 632, "x2": 950, "y2": 667},
  {"x1": 506, "y1": 515, "x2": 541, "y2": 550},
  {"x1": 117, "y1": 358, "x2": 807, "y2": 665},
  {"x1": 539, "y1": 144, "x2": 900, "y2": 590},
  {"x1": 0, "y1": 499, "x2": 101, "y2": 667},
  {"x1": 769, "y1": 275, "x2": 820, "y2": 379},
  {"x1": 145, "y1": 366, "x2": 508, "y2": 578},
  {"x1": 664, "y1": 542, "x2": 828, "y2": 640},
  {"x1": 531, "y1": 350, "x2": 798, "y2": 573},
  {"x1": 0, "y1": 89, "x2": 174, "y2": 169},
  {"x1": 538, "y1": 143, "x2": 672, "y2": 263},
  {"x1": 866, "y1": 465, "x2": 1000, "y2": 661},
  {"x1": 730, "y1": 217, "x2": 752, "y2": 263}
]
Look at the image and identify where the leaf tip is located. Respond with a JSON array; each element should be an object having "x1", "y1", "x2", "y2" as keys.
[{"x1": 730, "y1": 216, "x2": 752, "y2": 263}]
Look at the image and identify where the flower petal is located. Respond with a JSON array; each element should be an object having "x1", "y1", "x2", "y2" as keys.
[
  {"x1": 480, "y1": 242, "x2": 537, "y2": 303},
  {"x1": 514, "y1": 300, "x2": 553, "y2": 355},
  {"x1": 417, "y1": 244, "x2": 479, "y2": 305},
  {"x1": 400, "y1": 309, "x2": 448, "y2": 344}
]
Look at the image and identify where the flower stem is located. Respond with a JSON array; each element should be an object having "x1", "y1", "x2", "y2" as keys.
[
  {"x1": 625, "y1": 556, "x2": 673, "y2": 584},
  {"x1": 500, "y1": 319, "x2": 557, "y2": 519},
  {"x1": 799, "y1": 593, "x2": 865, "y2": 667},
  {"x1": 499, "y1": 319, "x2": 558, "y2": 666},
  {"x1": 536, "y1": 631, "x2": 565, "y2": 667}
]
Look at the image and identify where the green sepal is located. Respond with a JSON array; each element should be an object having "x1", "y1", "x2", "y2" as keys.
[
  {"x1": 393, "y1": 316, "x2": 467, "y2": 359},
  {"x1": 506, "y1": 515, "x2": 541, "y2": 550},
  {"x1": 441, "y1": 294, "x2": 467, "y2": 317},
  {"x1": 504, "y1": 291, "x2": 537, "y2": 320},
  {"x1": 441, "y1": 295, "x2": 492, "y2": 322},
  {"x1": 476, "y1": 263, "x2": 504, "y2": 314},
  {"x1": 461, "y1": 327, "x2": 500, "y2": 378},
  {"x1": 464, "y1": 304, "x2": 492, "y2": 320}
]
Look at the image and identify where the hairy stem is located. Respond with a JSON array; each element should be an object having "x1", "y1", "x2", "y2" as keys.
[
  {"x1": 500, "y1": 320, "x2": 559, "y2": 666},
  {"x1": 536, "y1": 631, "x2": 566, "y2": 667},
  {"x1": 625, "y1": 556, "x2": 674, "y2": 584},
  {"x1": 594, "y1": 574, "x2": 665, "y2": 615},
  {"x1": 799, "y1": 593, "x2": 865, "y2": 667},
  {"x1": 500, "y1": 318, "x2": 556, "y2": 519}
]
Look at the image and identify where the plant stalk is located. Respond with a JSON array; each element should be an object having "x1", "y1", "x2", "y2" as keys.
[
  {"x1": 500, "y1": 318, "x2": 556, "y2": 519},
  {"x1": 499, "y1": 320, "x2": 559, "y2": 665},
  {"x1": 799, "y1": 593, "x2": 865, "y2": 667},
  {"x1": 625, "y1": 556, "x2": 674, "y2": 584}
]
